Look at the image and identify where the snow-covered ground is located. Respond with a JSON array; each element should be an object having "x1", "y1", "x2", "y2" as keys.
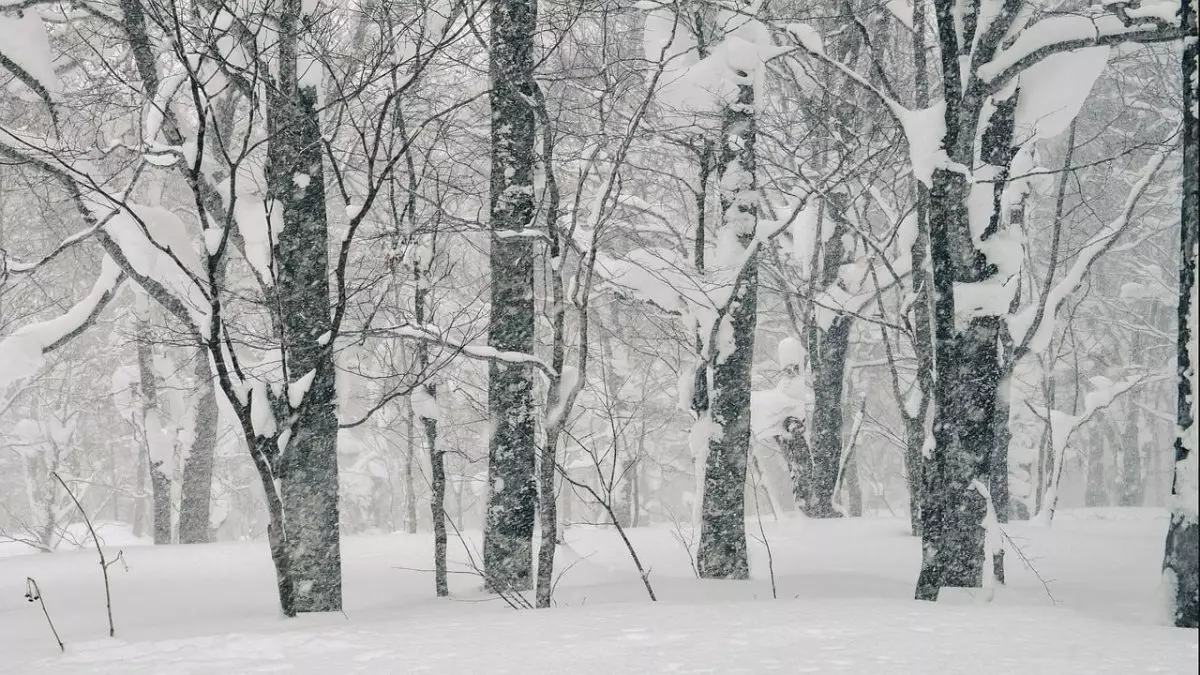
[{"x1": 1, "y1": 509, "x2": 1194, "y2": 673}]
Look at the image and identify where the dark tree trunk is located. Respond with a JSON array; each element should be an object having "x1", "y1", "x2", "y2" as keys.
[
  {"x1": 916, "y1": 15, "x2": 1020, "y2": 596},
  {"x1": 265, "y1": 1, "x2": 342, "y2": 613},
  {"x1": 901, "y1": 0, "x2": 933, "y2": 540},
  {"x1": 483, "y1": 0, "x2": 539, "y2": 593},
  {"x1": 179, "y1": 352, "x2": 216, "y2": 544},
  {"x1": 903, "y1": 417, "x2": 926, "y2": 536},
  {"x1": 806, "y1": 315, "x2": 851, "y2": 517},
  {"x1": 778, "y1": 417, "x2": 813, "y2": 511},
  {"x1": 696, "y1": 80, "x2": 757, "y2": 581},
  {"x1": 1163, "y1": 0, "x2": 1198, "y2": 628}
]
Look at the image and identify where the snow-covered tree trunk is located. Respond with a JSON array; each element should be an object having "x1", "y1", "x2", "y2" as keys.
[
  {"x1": 697, "y1": 78, "x2": 758, "y2": 581},
  {"x1": 903, "y1": 0, "x2": 935, "y2": 538},
  {"x1": 484, "y1": 0, "x2": 539, "y2": 593},
  {"x1": 264, "y1": 0, "x2": 342, "y2": 613},
  {"x1": 1163, "y1": 0, "x2": 1199, "y2": 629},
  {"x1": 178, "y1": 352, "x2": 216, "y2": 544},
  {"x1": 916, "y1": 50, "x2": 1021, "y2": 600}
]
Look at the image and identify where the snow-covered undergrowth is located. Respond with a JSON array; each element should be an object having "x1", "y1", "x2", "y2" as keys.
[{"x1": 1, "y1": 509, "x2": 1194, "y2": 673}]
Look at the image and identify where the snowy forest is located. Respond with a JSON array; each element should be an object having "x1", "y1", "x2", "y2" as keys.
[{"x1": 0, "y1": 0, "x2": 1197, "y2": 671}]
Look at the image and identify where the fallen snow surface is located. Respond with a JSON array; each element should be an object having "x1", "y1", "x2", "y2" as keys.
[{"x1": 1, "y1": 510, "x2": 1195, "y2": 673}]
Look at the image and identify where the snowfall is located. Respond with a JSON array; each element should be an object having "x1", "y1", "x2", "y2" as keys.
[{"x1": 0, "y1": 509, "x2": 1195, "y2": 674}]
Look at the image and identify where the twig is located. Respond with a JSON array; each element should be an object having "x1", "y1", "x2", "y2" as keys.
[
  {"x1": 52, "y1": 471, "x2": 115, "y2": 636},
  {"x1": 24, "y1": 577, "x2": 64, "y2": 653},
  {"x1": 749, "y1": 468, "x2": 778, "y2": 600},
  {"x1": 443, "y1": 517, "x2": 532, "y2": 609},
  {"x1": 999, "y1": 528, "x2": 1058, "y2": 605}
]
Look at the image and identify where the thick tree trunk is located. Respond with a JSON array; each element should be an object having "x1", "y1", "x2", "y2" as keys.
[
  {"x1": 1163, "y1": 0, "x2": 1198, "y2": 628},
  {"x1": 265, "y1": 2, "x2": 342, "y2": 612},
  {"x1": 696, "y1": 81, "x2": 757, "y2": 581},
  {"x1": 806, "y1": 316, "x2": 851, "y2": 517},
  {"x1": 917, "y1": 163, "x2": 1003, "y2": 600},
  {"x1": 179, "y1": 352, "x2": 216, "y2": 544},
  {"x1": 483, "y1": 0, "x2": 539, "y2": 593},
  {"x1": 916, "y1": 35, "x2": 1019, "y2": 596}
]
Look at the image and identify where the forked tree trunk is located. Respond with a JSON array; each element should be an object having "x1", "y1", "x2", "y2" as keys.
[{"x1": 917, "y1": 85, "x2": 1018, "y2": 600}]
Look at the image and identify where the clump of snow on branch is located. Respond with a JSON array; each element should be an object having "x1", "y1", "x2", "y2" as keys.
[
  {"x1": 0, "y1": 257, "x2": 123, "y2": 387},
  {"x1": 0, "y1": 10, "x2": 62, "y2": 99}
]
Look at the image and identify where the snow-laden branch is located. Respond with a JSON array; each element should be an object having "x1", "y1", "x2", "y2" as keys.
[
  {"x1": 378, "y1": 324, "x2": 554, "y2": 378},
  {"x1": 1009, "y1": 132, "x2": 1177, "y2": 358},
  {"x1": 978, "y1": 4, "x2": 1189, "y2": 88},
  {"x1": 0, "y1": 257, "x2": 126, "y2": 388},
  {"x1": 2, "y1": 222, "x2": 102, "y2": 276},
  {"x1": 1038, "y1": 373, "x2": 1148, "y2": 524}
]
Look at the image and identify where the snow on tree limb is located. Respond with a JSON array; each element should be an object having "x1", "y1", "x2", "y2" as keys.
[
  {"x1": 2, "y1": 222, "x2": 103, "y2": 275},
  {"x1": 0, "y1": 8, "x2": 62, "y2": 104},
  {"x1": 977, "y1": 5, "x2": 1188, "y2": 88},
  {"x1": 1038, "y1": 374, "x2": 1149, "y2": 524},
  {"x1": 1008, "y1": 131, "x2": 1177, "y2": 357},
  {"x1": 0, "y1": 256, "x2": 126, "y2": 387}
]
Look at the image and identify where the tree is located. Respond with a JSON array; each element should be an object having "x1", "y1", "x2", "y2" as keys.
[
  {"x1": 1162, "y1": 0, "x2": 1199, "y2": 630},
  {"x1": 482, "y1": 0, "x2": 541, "y2": 593}
]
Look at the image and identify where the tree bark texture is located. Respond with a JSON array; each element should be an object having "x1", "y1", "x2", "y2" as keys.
[
  {"x1": 264, "y1": 0, "x2": 342, "y2": 613},
  {"x1": 483, "y1": 0, "x2": 539, "y2": 593},
  {"x1": 179, "y1": 352, "x2": 217, "y2": 544},
  {"x1": 697, "y1": 80, "x2": 758, "y2": 581},
  {"x1": 1163, "y1": 0, "x2": 1198, "y2": 628}
]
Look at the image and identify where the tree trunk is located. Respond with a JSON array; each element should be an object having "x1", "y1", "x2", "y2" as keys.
[
  {"x1": 483, "y1": 0, "x2": 539, "y2": 593},
  {"x1": 265, "y1": 1, "x2": 342, "y2": 613},
  {"x1": 1163, "y1": 0, "x2": 1198, "y2": 628},
  {"x1": 778, "y1": 417, "x2": 813, "y2": 511},
  {"x1": 845, "y1": 442, "x2": 862, "y2": 517},
  {"x1": 903, "y1": 418, "x2": 926, "y2": 536},
  {"x1": 807, "y1": 316, "x2": 851, "y2": 517},
  {"x1": 696, "y1": 80, "x2": 757, "y2": 581},
  {"x1": 403, "y1": 398, "x2": 418, "y2": 534},
  {"x1": 1086, "y1": 426, "x2": 1111, "y2": 507},
  {"x1": 414, "y1": 260, "x2": 447, "y2": 597},
  {"x1": 424, "y1": 415, "x2": 447, "y2": 597},
  {"x1": 179, "y1": 352, "x2": 216, "y2": 544},
  {"x1": 916, "y1": 37, "x2": 1020, "y2": 597},
  {"x1": 1119, "y1": 405, "x2": 1144, "y2": 506},
  {"x1": 135, "y1": 321, "x2": 172, "y2": 545}
]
